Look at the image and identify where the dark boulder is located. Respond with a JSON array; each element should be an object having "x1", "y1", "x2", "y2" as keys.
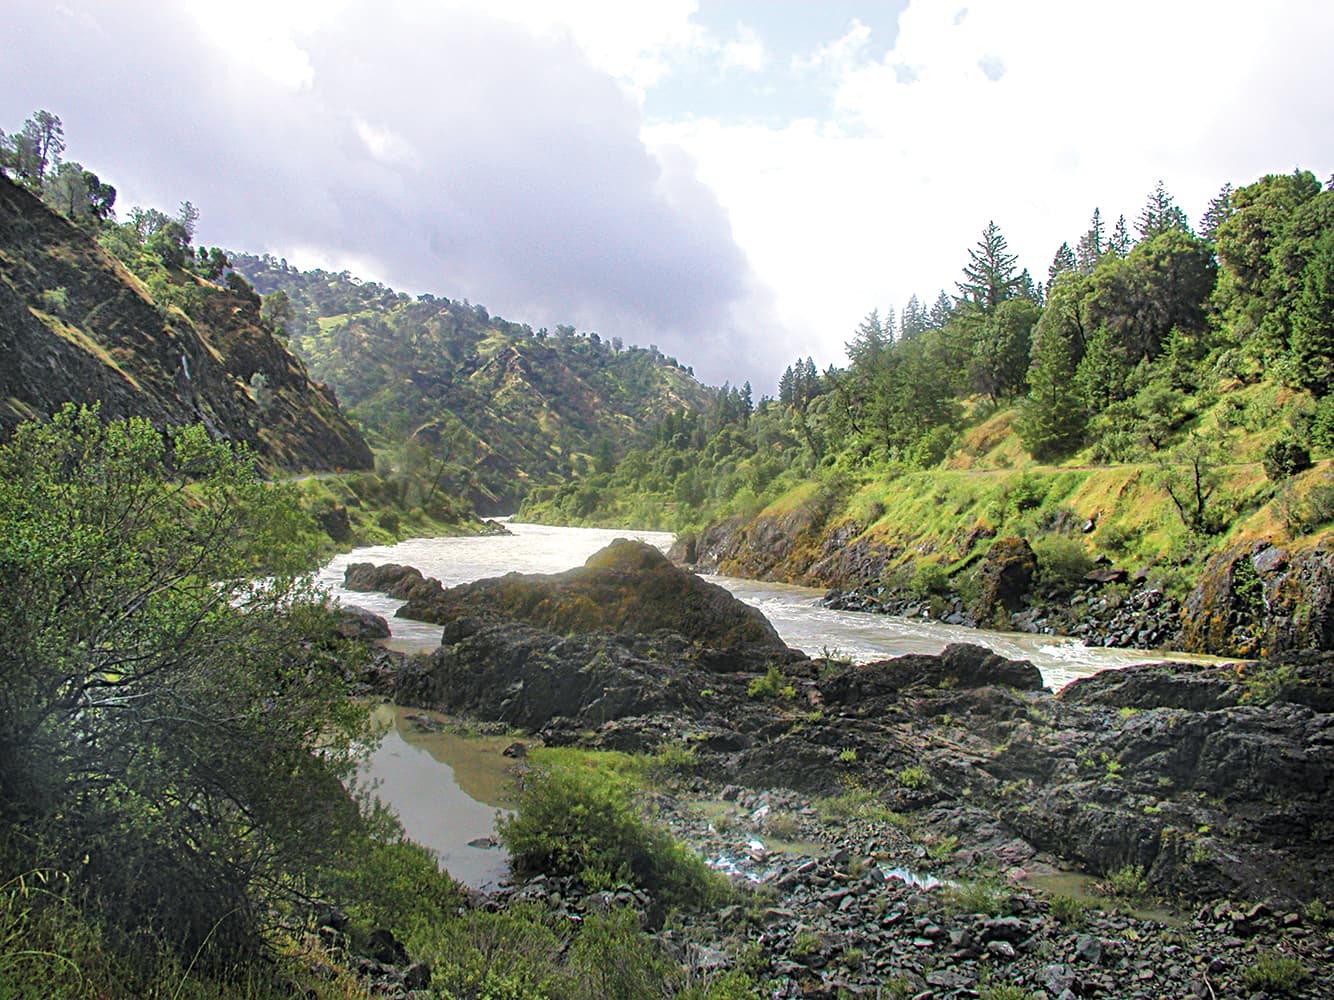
[
  {"x1": 973, "y1": 537, "x2": 1038, "y2": 625},
  {"x1": 398, "y1": 539, "x2": 796, "y2": 672},
  {"x1": 332, "y1": 604, "x2": 391, "y2": 640},
  {"x1": 343, "y1": 562, "x2": 444, "y2": 603},
  {"x1": 819, "y1": 643, "x2": 1045, "y2": 707}
]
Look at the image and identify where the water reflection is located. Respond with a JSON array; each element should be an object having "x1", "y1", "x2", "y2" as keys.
[{"x1": 359, "y1": 705, "x2": 516, "y2": 889}]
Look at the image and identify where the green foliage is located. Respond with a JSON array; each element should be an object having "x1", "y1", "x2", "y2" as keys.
[
  {"x1": 747, "y1": 666, "x2": 796, "y2": 700},
  {"x1": 977, "y1": 985, "x2": 1038, "y2": 1000},
  {"x1": 894, "y1": 766, "x2": 929, "y2": 789},
  {"x1": 941, "y1": 879, "x2": 1009, "y2": 917},
  {"x1": 0, "y1": 406, "x2": 367, "y2": 962},
  {"x1": 1047, "y1": 893, "x2": 1089, "y2": 927},
  {"x1": 1031, "y1": 536, "x2": 1095, "y2": 591},
  {"x1": 1262, "y1": 437, "x2": 1313, "y2": 480},
  {"x1": 1241, "y1": 954, "x2": 1309, "y2": 994},
  {"x1": 497, "y1": 762, "x2": 726, "y2": 910},
  {"x1": 1104, "y1": 864, "x2": 1148, "y2": 898}
]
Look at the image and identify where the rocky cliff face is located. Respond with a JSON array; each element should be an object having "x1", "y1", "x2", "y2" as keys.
[
  {"x1": 679, "y1": 497, "x2": 1334, "y2": 658},
  {"x1": 0, "y1": 177, "x2": 372, "y2": 471}
]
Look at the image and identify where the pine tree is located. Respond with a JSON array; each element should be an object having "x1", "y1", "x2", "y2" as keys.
[
  {"x1": 1109, "y1": 215, "x2": 1132, "y2": 256},
  {"x1": 1199, "y1": 183, "x2": 1235, "y2": 243},
  {"x1": 900, "y1": 294, "x2": 928, "y2": 339},
  {"x1": 1289, "y1": 230, "x2": 1334, "y2": 396},
  {"x1": 1076, "y1": 209, "x2": 1105, "y2": 273},
  {"x1": 1018, "y1": 281, "x2": 1088, "y2": 459},
  {"x1": 957, "y1": 221, "x2": 1021, "y2": 312},
  {"x1": 1048, "y1": 242, "x2": 1076, "y2": 284},
  {"x1": 1136, "y1": 180, "x2": 1191, "y2": 240},
  {"x1": 927, "y1": 291, "x2": 954, "y2": 329}
]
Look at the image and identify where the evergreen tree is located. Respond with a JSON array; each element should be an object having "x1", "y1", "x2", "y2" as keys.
[
  {"x1": 1136, "y1": 179, "x2": 1191, "y2": 240},
  {"x1": 1109, "y1": 214, "x2": 1132, "y2": 256},
  {"x1": 1076, "y1": 208, "x2": 1105, "y2": 273},
  {"x1": 1019, "y1": 283, "x2": 1088, "y2": 459},
  {"x1": 1289, "y1": 229, "x2": 1334, "y2": 396},
  {"x1": 900, "y1": 294, "x2": 928, "y2": 339},
  {"x1": 1199, "y1": 182, "x2": 1235, "y2": 243},
  {"x1": 848, "y1": 309, "x2": 892, "y2": 366},
  {"x1": 957, "y1": 221, "x2": 1021, "y2": 312},
  {"x1": 1048, "y1": 242, "x2": 1076, "y2": 284},
  {"x1": 927, "y1": 291, "x2": 954, "y2": 329}
]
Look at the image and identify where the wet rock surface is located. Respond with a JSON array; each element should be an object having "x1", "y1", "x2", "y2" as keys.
[{"x1": 352, "y1": 542, "x2": 1334, "y2": 996}]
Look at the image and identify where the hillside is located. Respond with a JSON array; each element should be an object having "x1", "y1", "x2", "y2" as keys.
[
  {"x1": 232, "y1": 254, "x2": 714, "y2": 512},
  {"x1": 0, "y1": 177, "x2": 372, "y2": 472},
  {"x1": 521, "y1": 171, "x2": 1334, "y2": 658}
]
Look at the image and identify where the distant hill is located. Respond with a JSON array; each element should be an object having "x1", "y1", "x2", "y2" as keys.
[
  {"x1": 232, "y1": 253, "x2": 714, "y2": 512},
  {"x1": 0, "y1": 177, "x2": 372, "y2": 471}
]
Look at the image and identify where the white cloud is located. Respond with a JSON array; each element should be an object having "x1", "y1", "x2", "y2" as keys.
[{"x1": 648, "y1": 0, "x2": 1334, "y2": 371}]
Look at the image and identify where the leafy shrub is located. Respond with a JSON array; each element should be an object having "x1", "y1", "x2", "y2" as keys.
[
  {"x1": 1032, "y1": 536, "x2": 1095, "y2": 591},
  {"x1": 747, "y1": 666, "x2": 795, "y2": 700},
  {"x1": 1241, "y1": 954, "x2": 1309, "y2": 994},
  {"x1": 1262, "y1": 438, "x2": 1313, "y2": 481},
  {"x1": 1047, "y1": 893, "x2": 1089, "y2": 927},
  {"x1": 908, "y1": 561, "x2": 951, "y2": 597},
  {"x1": 941, "y1": 879, "x2": 1008, "y2": 916},
  {"x1": 894, "y1": 766, "x2": 929, "y2": 789},
  {"x1": 498, "y1": 764, "x2": 725, "y2": 909},
  {"x1": 978, "y1": 986, "x2": 1037, "y2": 1000},
  {"x1": 1104, "y1": 864, "x2": 1148, "y2": 898},
  {"x1": 425, "y1": 904, "x2": 565, "y2": 1000}
]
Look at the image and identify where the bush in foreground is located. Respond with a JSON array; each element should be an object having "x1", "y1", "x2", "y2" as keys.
[{"x1": 498, "y1": 761, "x2": 727, "y2": 910}]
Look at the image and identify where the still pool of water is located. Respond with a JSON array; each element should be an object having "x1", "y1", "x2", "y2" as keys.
[{"x1": 357, "y1": 704, "x2": 517, "y2": 889}]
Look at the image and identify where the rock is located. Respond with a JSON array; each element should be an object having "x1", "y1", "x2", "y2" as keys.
[
  {"x1": 332, "y1": 604, "x2": 391, "y2": 640},
  {"x1": 973, "y1": 537, "x2": 1039, "y2": 625},
  {"x1": 367, "y1": 928, "x2": 409, "y2": 966},
  {"x1": 819, "y1": 643, "x2": 1044, "y2": 703},
  {"x1": 396, "y1": 540, "x2": 801, "y2": 673},
  {"x1": 985, "y1": 939, "x2": 1017, "y2": 959},
  {"x1": 1040, "y1": 963, "x2": 1077, "y2": 995},
  {"x1": 343, "y1": 562, "x2": 441, "y2": 602},
  {"x1": 1074, "y1": 934, "x2": 1103, "y2": 964}
]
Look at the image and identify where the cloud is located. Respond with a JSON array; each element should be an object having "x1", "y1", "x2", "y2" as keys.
[
  {"x1": 0, "y1": 0, "x2": 779, "y2": 386},
  {"x1": 649, "y1": 0, "x2": 1334, "y2": 370}
]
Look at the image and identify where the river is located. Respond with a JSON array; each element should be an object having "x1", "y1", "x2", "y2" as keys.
[
  {"x1": 319, "y1": 521, "x2": 1206, "y2": 690},
  {"x1": 323, "y1": 522, "x2": 1210, "y2": 887}
]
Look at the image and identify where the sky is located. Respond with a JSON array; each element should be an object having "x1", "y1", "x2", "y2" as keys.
[{"x1": 3, "y1": 1, "x2": 1333, "y2": 391}]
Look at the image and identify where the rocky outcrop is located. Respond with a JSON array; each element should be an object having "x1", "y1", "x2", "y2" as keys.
[
  {"x1": 1185, "y1": 541, "x2": 1334, "y2": 657},
  {"x1": 353, "y1": 542, "x2": 1333, "y2": 909},
  {"x1": 0, "y1": 177, "x2": 372, "y2": 471},
  {"x1": 972, "y1": 536, "x2": 1038, "y2": 625},
  {"x1": 387, "y1": 539, "x2": 799, "y2": 672}
]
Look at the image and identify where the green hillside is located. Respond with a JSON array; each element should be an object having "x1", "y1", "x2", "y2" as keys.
[
  {"x1": 232, "y1": 254, "x2": 715, "y2": 513},
  {"x1": 520, "y1": 172, "x2": 1334, "y2": 657}
]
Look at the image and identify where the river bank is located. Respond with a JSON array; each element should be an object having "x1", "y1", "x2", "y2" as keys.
[{"x1": 338, "y1": 537, "x2": 1334, "y2": 997}]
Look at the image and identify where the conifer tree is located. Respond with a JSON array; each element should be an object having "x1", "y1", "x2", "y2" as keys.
[
  {"x1": 1137, "y1": 180, "x2": 1191, "y2": 240},
  {"x1": 1076, "y1": 209, "x2": 1105, "y2": 273},
  {"x1": 1109, "y1": 214, "x2": 1132, "y2": 256},
  {"x1": 1199, "y1": 182, "x2": 1235, "y2": 243},
  {"x1": 957, "y1": 221, "x2": 1021, "y2": 312}
]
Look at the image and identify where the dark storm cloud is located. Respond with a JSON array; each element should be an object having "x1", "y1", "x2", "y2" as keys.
[{"x1": 1, "y1": 1, "x2": 779, "y2": 386}]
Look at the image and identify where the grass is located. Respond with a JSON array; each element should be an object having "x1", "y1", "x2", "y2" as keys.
[
  {"x1": 815, "y1": 778, "x2": 905, "y2": 826},
  {"x1": 1241, "y1": 954, "x2": 1309, "y2": 994},
  {"x1": 940, "y1": 878, "x2": 1009, "y2": 917}
]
